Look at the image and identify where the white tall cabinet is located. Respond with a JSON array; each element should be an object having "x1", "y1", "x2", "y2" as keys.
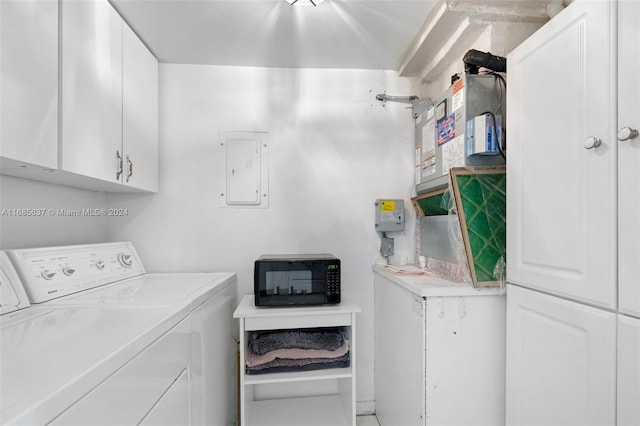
[
  {"x1": 506, "y1": 285, "x2": 617, "y2": 425},
  {"x1": 618, "y1": 0, "x2": 640, "y2": 319},
  {"x1": 617, "y1": 2, "x2": 640, "y2": 424},
  {"x1": 506, "y1": 0, "x2": 617, "y2": 309},
  {"x1": 506, "y1": 0, "x2": 640, "y2": 425},
  {"x1": 618, "y1": 315, "x2": 640, "y2": 426}
]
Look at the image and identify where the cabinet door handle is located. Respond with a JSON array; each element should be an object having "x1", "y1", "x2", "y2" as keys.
[
  {"x1": 116, "y1": 150, "x2": 123, "y2": 181},
  {"x1": 617, "y1": 127, "x2": 639, "y2": 142},
  {"x1": 583, "y1": 136, "x2": 602, "y2": 150},
  {"x1": 126, "y1": 156, "x2": 133, "y2": 182}
]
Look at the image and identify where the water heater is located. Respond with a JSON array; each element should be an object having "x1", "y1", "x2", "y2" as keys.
[{"x1": 415, "y1": 73, "x2": 505, "y2": 194}]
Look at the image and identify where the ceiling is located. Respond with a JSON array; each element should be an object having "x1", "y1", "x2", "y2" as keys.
[{"x1": 109, "y1": 0, "x2": 440, "y2": 70}]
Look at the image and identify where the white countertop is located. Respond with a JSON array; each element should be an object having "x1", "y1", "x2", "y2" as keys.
[
  {"x1": 0, "y1": 272, "x2": 236, "y2": 425},
  {"x1": 234, "y1": 293, "x2": 361, "y2": 319},
  {"x1": 373, "y1": 264, "x2": 504, "y2": 298}
]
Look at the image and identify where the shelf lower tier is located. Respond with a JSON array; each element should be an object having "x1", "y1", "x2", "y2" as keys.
[
  {"x1": 246, "y1": 395, "x2": 350, "y2": 426},
  {"x1": 244, "y1": 366, "x2": 352, "y2": 385}
]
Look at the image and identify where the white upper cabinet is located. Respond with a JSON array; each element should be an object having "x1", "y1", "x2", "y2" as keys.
[
  {"x1": 1, "y1": 0, "x2": 158, "y2": 193},
  {"x1": 618, "y1": 0, "x2": 640, "y2": 318},
  {"x1": 61, "y1": 0, "x2": 123, "y2": 184},
  {"x1": 122, "y1": 22, "x2": 158, "y2": 192},
  {"x1": 507, "y1": 0, "x2": 617, "y2": 309},
  {"x1": 61, "y1": 0, "x2": 158, "y2": 192},
  {"x1": 0, "y1": 0, "x2": 58, "y2": 169}
]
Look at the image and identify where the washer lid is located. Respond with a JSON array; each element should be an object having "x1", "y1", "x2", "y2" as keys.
[
  {"x1": 1, "y1": 304, "x2": 186, "y2": 425},
  {"x1": 0, "y1": 251, "x2": 30, "y2": 316},
  {"x1": 46, "y1": 272, "x2": 236, "y2": 310}
]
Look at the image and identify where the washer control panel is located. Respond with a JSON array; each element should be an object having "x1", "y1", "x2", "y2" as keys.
[{"x1": 7, "y1": 242, "x2": 145, "y2": 304}]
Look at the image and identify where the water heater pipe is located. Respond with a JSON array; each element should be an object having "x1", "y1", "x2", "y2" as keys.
[{"x1": 375, "y1": 94, "x2": 419, "y2": 104}]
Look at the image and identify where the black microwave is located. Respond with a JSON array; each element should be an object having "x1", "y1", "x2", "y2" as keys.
[{"x1": 254, "y1": 254, "x2": 340, "y2": 307}]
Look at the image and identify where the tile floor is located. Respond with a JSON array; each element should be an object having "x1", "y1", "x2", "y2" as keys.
[{"x1": 356, "y1": 415, "x2": 380, "y2": 426}]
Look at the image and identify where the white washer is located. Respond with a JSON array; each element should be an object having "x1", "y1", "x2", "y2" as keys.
[
  {"x1": 2, "y1": 242, "x2": 238, "y2": 426},
  {"x1": 1, "y1": 301, "x2": 186, "y2": 425}
]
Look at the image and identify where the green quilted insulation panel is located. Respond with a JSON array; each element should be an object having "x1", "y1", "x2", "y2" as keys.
[{"x1": 454, "y1": 173, "x2": 506, "y2": 284}]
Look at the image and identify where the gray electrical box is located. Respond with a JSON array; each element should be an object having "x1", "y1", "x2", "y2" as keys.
[
  {"x1": 374, "y1": 199, "x2": 405, "y2": 232},
  {"x1": 414, "y1": 73, "x2": 505, "y2": 194}
]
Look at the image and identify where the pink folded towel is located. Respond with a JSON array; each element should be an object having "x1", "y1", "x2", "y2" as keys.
[{"x1": 245, "y1": 340, "x2": 350, "y2": 368}]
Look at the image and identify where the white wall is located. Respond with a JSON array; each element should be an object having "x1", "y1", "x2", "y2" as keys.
[
  {"x1": 0, "y1": 175, "x2": 108, "y2": 249},
  {"x1": 105, "y1": 64, "x2": 417, "y2": 410}
]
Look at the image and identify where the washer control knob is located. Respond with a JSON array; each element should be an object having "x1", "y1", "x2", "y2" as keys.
[
  {"x1": 95, "y1": 260, "x2": 106, "y2": 270},
  {"x1": 41, "y1": 270, "x2": 56, "y2": 280},
  {"x1": 62, "y1": 267, "x2": 76, "y2": 276},
  {"x1": 118, "y1": 253, "x2": 133, "y2": 267}
]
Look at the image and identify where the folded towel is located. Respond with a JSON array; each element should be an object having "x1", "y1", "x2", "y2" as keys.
[
  {"x1": 248, "y1": 328, "x2": 346, "y2": 355},
  {"x1": 246, "y1": 352, "x2": 350, "y2": 375},
  {"x1": 245, "y1": 339, "x2": 349, "y2": 368}
]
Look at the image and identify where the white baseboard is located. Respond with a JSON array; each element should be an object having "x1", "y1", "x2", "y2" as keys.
[{"x1": 356, "y1": 400, "x2": 376, "y2": 416}]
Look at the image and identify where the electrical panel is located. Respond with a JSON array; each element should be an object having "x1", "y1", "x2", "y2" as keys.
[
  {"x1": 414, "y1": 73, "x2": 505, "y2": 194},
  {"x1": 374, "y1": 199, "x2": 405, "y2": 232},
  {"x1": 218, "y1": 131, "x2": 269, "y2": 208}
]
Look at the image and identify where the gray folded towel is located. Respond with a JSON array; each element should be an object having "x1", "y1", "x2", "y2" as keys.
[{"x1": 248, "y1": 327, "x2": 346, "y2": 355}]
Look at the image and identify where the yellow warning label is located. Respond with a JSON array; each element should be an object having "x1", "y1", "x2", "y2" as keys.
[{"x1": 381, "y1": 201, "x2": 396, "y2": 212}]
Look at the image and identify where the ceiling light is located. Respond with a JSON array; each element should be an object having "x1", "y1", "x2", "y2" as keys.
[{"x1": 286, "y1": 0, "x2": 325, "y2": 6}]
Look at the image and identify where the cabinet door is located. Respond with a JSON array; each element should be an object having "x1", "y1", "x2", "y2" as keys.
[
  {"x1": 0, "y1": 0, "x2": 58, "y2": 168},
  {"x1": 374, "y1": 274, "x2": 425, "y2": 426},
  {"x1": 425, "y1": 296, "x2": 505, "y2": 426},
  {"x1": 122, "y1": 22, "x2": 158, "y2": 192},
  {"x1": 506, "y1": 0, "x2": 617, "y2": 309},
  {"x1": 618, "y1": 0, "x2": 640, "y2": 318},
  {"x1": 505, "y1": 284, "x2": 616, "y2": 426},
  {"x1": 61, "y1": 0, "x2": 122, "y2": 183},
  {"x1": 618, "y1": 315, "x2": 640, "y2": 426}
]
